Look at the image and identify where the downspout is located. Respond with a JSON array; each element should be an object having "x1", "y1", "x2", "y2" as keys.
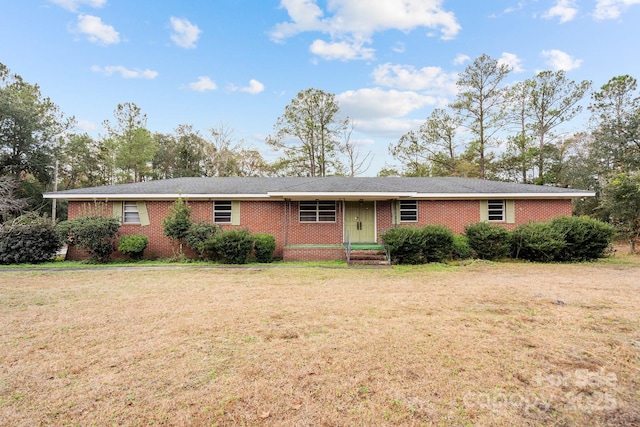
[{"x1": 284, "y1": 198, "x2": 289, "y2": 247}]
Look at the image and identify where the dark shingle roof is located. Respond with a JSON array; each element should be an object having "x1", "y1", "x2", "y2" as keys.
[{"x1": 44, "y1": 177, "x2": 593, "y2": 200}]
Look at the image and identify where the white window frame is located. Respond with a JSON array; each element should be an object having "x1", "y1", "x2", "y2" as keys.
[
  {"x1": 299, "y1": 201, "x2": 336, "y2": 223},
  {"x1": 214, "y1": 201, "x2": 232, "y2": 223},
  {"x1": 123, "y1": 201, "x2": 140, "y2": 224},
  {"x1": 399, "y1": 200, "x2": 418, "y2": 222},
  {"x1": 487, "y1": 200, "x2": 505, "y2": 222}
]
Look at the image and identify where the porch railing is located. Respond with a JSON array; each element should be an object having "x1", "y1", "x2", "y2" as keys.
[{"x1": 344, "y1": 230, "x2": 352, "y2": 265}]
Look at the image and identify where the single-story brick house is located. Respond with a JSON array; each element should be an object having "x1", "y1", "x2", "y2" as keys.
[{"x1": 44, "y1": 177, "x2": 594, "y2": 261}]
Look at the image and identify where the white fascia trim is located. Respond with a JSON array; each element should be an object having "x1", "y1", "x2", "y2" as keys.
[
  {"x1": 42, "y1": 193, "x2": 270, "y2": 200},
  {"x1": 414, "y1": 192, "x2": 595, "y2": 199},
  {"x1": 267, "y1": 192, "x2": 418, "y2": 198}
]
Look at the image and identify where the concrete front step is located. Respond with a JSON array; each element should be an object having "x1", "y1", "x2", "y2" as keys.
[
  {"x1": 350, "y1": 259, "x2": 390, "y2": 266},
  {"x1": 348, "y1": 249, "x2": 389, "y2": 265}
]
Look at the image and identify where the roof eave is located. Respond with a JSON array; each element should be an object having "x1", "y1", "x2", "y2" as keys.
[
  {"x1": 42, "y1": 193, "x2": 271, "y2": 200},
  {"x1": 414, "y1": 192, "x2": 596, "y2": 199},
  {"x1": 43, "y1": 190, "x2": 595, "y2": 201}
]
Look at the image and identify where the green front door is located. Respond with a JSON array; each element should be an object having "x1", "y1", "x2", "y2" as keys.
[{"x1": 345, "y1": 201, "x2": 376, "y2": 243}]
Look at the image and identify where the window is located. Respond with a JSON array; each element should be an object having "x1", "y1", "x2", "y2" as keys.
[
  {"x1": 123, "y1": 201, "x2": 140, "y2": 223},
  {"x1": 214, "y1": 201, "x2": 232, "y2": 223},
  {"x1": 487, "y1": 200, "x2": 505, "y2": 222},
  {"x1": 399, "y1": 200, "x2": 418, "y2": 222},
  {"x1": 299, "y1": 201, "x2": 336, "y2": 222}
]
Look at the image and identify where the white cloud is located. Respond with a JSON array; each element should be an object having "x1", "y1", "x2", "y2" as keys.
[
  {"x1": 337, "y1": 88, "x2": 436, "y2": 120},
  {"x1": 76, "y1": 14, "x2": 120, "y2": 45},
  {"x1": 392, "y1": 42, "x2": 405, "y2": 53},
  {"x1": 372, "y1": 63, "x2": 457, "y2": 95},
  {"x1": 593, "y1": 0, "x2": 640, "y2": 19},
  {"x1": 503, "y1": 1, "x2": 527, "y2": 14},
  {"x1": 76, "y1": 119, "x2": 98, "y2": 132},
  {"x1": 230, "y1": 79, "x2": 265, "y2": 94},
  {"x1": 91, "y1": 65, "x2": 158, "y2": 79},
  {"x1": 453, "y1": 53, "x2": 470, "y2": 66},
  {"x1": 310, "y1": 39, "x2": 375, "y2": 60},
  {"x1": 270, "y1": 0, "x2": 460, "y2": 61},
  {"x1": 541, "y1": 49, "x2": 582, "y2": 71},
  {"x1": 50, "y1": 0, "x2": 106, "y2": 12},
  {"x1": 170, "y1": 17, "x2": 201, "y2": 49},
  {"x1": 543, "y1": 0, "x2": 578, "y2": 23},
  {"x1": 189, "y1": 76, "x2": 217, "y2": 92},
  {"x1": 498, "y1": 52, "x2": 524, "y2": 73}
]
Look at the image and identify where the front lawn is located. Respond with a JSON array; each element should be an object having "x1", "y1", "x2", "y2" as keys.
[{"x1": 1, "y1": 260, "x2": 639, "y2": 425}]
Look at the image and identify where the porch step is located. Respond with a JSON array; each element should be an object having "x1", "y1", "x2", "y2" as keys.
[{"x1": 348, "y1": 249, "x2": 390, "y2": 266}]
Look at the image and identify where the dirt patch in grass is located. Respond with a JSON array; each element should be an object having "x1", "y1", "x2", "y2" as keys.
[{"x1": 1, "y1": 258, "x2": 639, "y2": 426}]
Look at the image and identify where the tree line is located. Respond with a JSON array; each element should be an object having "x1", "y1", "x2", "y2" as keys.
[{"x1": 1, "y1": 56, "x2": 638, "y2": 251}]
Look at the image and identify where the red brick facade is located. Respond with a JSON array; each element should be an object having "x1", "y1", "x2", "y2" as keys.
[{"x1": 66, "y1": 198, "x2": 573, "y2": 261}]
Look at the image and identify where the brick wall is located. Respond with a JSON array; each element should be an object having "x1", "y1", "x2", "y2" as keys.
[{"x1": 66, "y1": 198, "x2": 574, "y2": 261}]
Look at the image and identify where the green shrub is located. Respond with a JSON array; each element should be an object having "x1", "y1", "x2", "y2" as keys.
[
  {"x1": 57, "y1": 216, "x2": 120, "y2": 263},
  {"x1": 451, "y1": 234, "x2": 473, "y2": 260},
  {"x1": 118, "y1": 234, "x2": 148, "y2": 260},
  {"x1": 381, "y1": 226, "x2": 425, "y2": 264},
  {"x1": 421, "y1": 225, "x2": 454, "y2": 263},
  {"x1": 162, "y1": 198, "x2": 192, "y2": 257},
  {"x1": 464, "y1": 222, "x2": 511, "y2": 260},
  {"x1": 550, "y1": 216, "x2": 615, "y2": 261},
  {"x1": 203, "y1": 229, "x2": 253, "y2": 264},
  {"x1": 185, "y1": 222, "x2": 221, "y2": 257},
  {"x1": 381, "y1": 225, "x2": 453, "y2": 264},
  {"x1": 0, "y1": 216, "x2": 61, "y2": 264},
  {"x1": 511, "y1": 222, "x2": 565, "y2": 262},
  {"x1": 253, "y1": 233, "x2": 276, "y2": 263}
]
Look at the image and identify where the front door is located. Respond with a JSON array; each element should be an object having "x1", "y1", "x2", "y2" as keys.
[{"x1": 345, "y1": 201, "x2": 376, "y2": 243}]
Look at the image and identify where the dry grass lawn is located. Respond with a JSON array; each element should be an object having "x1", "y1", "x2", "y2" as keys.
[{"x1": 1, "y1": 256, "x2": 639, "y2": 426}]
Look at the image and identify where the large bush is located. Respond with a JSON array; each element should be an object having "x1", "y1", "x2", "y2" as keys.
[
  {"x1": 550, "y1": 216, "x2": 615, "y2": 261},
  {"x1": 451, "y1": 234, "x2": 474, "y2": 260},
  {"x1": 203, "y1": 229, "x2": 254, "y2": 264},
  {"x1": 57, "y1": 216, "x2": 120, "y2": 263},
  {"x1": 381, "y1": 226, "x2": 425, "y2": 264},
  {"x1": 253, "y1": 233, "x2": 276, "y2": 263},
  {"x1": 381, "y1": 225, "x2": 454, "y2": 264},
  {"x1": 421, "y1": 225, "x2": 455, "y2": 262},
  {"x1": 118, "y1": 234, "x2": 148, "y2": 260},
  {"x1": 0, "y1": 216, "x2": 61, "y2": 264},
  {"x1": 185, "y1": 222, "x2": 221, "y2": 258},
  {"x1": 464, "y1": 222, "x2": 511, "y2": 260},
  {"x1": 511, "y1": 222, "x2": 565, "y2": 262}
]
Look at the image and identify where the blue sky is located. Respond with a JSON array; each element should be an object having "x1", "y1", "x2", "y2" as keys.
[{"x1": 2, "y1": 0, "x2": 640, "y2": 175}]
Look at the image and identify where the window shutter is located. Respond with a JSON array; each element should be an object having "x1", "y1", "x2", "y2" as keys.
[
  {"x1": 112, "y1": 201, "x2": 123, "y2": 223},
  {"x1": 231, "y1": 201, "x2": 240, "y2": 225},
  {"x1": 136, "y1": 201, "x2": 150, "y2": 226},
  {"x1": 479, "y1": 200, "x2": 488, "y2": 222},
  {"x1": 505, "y1": 200, "x2": 515, "y2": 224}
]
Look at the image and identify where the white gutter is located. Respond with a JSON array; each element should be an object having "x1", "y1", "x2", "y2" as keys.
[
  {"x1": 42, "y1": 193, "x2": 271, "y2": 200},
  {"x1": 413, "y1": 192, "x2": 595, "y2": 199},
  {"x1": 267, "y1": 192, "x2": 418, "y2": 198},
  {"x1": 43, "y1": 190, "x2": 594, "y2": 200}
]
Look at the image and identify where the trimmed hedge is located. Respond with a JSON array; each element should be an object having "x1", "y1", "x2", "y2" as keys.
[
  {"x1": 57, "y1": 216, "x2": 120, "y2": 263},
  {"x1": 0, "y1": 218, "x2": 61, "y2": 264},
  {"x1": 118, "y1": 234, "x2": 148, "y2": 260},
  {"x1": 203, "y1": 229, "x2": 254, "y2": 264},
  {"x1": 381, "y1": 226, "x2": 423, "y2": 264},
  {"x1": 253, "y1": 233, "x2": 276, "y2": 263},
  {"x1": 464, "y1": 222, "x2": 511, "y2": 260},
  {"x1": 549, "y1": 216, "x2": 615, "y2": 262},
  {"x1": 511, "y1": 222, "x2": 565, "y2": 262},
  {"x1": 185, "y1": 222, "x2": 221, "y2": 258},
  {"x1": 381, "y1": 225, "x2": 454, "y2": 264},
  {"x1": 451, "y1": 234, "x2": 473, "y2": 260}
]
